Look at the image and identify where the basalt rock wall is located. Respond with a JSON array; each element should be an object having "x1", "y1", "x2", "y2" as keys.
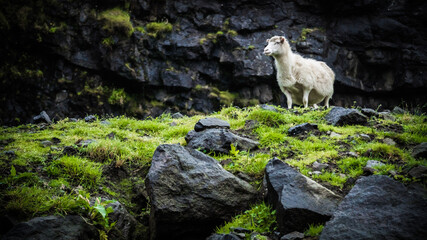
[{"x1": 1, "y1": 0, "x2": 426, "y2": 125}]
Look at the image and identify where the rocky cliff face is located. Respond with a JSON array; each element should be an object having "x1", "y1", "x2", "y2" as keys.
[{"x1": 1, "y1": 0, "x2": 426, "y2": 125}]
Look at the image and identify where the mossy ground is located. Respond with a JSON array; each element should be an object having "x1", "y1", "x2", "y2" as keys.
[{"x1": 0, "y1": 106, "x2": 425, "y2": 238}]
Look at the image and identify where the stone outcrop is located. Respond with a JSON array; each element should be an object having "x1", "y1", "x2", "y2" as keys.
[
  {"x1": 2, "y1": 215, "x2": 98, "y2": 240},
  {"x1": 325, "y1": 107, "x2": 368, "y2": 126},
  {"x1": 146, "y1": 144, "x2": 258, "y2": 240},
  {"x1": 265, "y1": 158, "x2": 342, "y2": 234},
  {"x1": 1, "y1": 0, "x2": 426, "y2": 125},
  {"x1": 320, "y1": 175, "x2": 427, "y2": 240}
]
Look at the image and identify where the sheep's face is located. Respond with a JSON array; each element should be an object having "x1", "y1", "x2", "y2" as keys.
[{"x1": 264, "y1": 36, "x2": 286, "y2": 57}]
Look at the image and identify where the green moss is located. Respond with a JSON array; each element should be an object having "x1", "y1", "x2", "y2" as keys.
[
  {"x1": 108, "y1": 88, "x2": 129, "y2": 105},
  {"x1": 99, "y1": 8, "x2": 134, "y2": 37},
  {"x1": 145, "y1": 21, "x2": 173, "y2": 38},
  {"x1": 219, "y1": 91, "x2": 238, "y2": 106},
  {"x1": 216, "y1": 202, "x2": 276, "y2": 234},
  {"x1": 227, "y1": 30, "x2": 238, "y2": 37},
  {"x1": 299, "y1": 27, "x2": 324, "y2": 41}
]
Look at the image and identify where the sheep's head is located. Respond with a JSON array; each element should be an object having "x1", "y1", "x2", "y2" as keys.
[{"x1": 264, "y1": 36, "x2": 287, "y2": 57}]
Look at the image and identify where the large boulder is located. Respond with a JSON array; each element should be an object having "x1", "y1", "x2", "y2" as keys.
[
  {"x1": 194, "y1": 117, "x2": 230, "y2": 132},
  {"x1": 265, "y1": 158, "x2": 342, "y2": 234},
  {"x1": 146, "y1": 144, "x2": 258, "y2": 240},
  {"x1": 2, "y1": 215, "x2": 98, "y2": 240},
  {"x1": 412, "y1": 142, "x2": 427, "y2": 159},
  {"x1": 320, "y1": 175, "x2": 427, "y2": 240},
  {"x1": 185, "y1": 128, "x2": 259, "y2": 154},
  {"x1": 325, "y1": 107, "x2": 368, "y2": 126}
]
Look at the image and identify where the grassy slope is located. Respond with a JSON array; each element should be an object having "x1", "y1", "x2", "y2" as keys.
[{"x1": 0, "y1": 106, "x2": 426, "y2": 237}]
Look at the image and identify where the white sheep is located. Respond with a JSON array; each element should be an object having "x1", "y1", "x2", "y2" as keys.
[{"x1": 263, "y1": 36, "x2": 335, "y2": 108}]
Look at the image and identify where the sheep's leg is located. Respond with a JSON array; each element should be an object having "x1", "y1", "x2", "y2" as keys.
[
  {"x1": 281, "y1": 87, "x2": 293, "y2": 109},
  {"x1": 313, "y1": 104, "x2": 319, "y2": 109},
  {"x1": 302, "y1": 89, "x2": 311, "y2": 108},
  {"x1": 324, "y1": 95, "x2": 331, "y2": 108}
]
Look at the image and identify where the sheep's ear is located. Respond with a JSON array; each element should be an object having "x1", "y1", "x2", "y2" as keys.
[
  {"x1": 266, "y1": 39, "x2": 269, "y2": 43},
  {"x1": 280, "y1": 37, "x2": 285, "y2": 43}
]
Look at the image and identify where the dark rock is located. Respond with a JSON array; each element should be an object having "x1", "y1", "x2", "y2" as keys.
[
  {"x1": 288, "y1": 123, "x2": 318, "y2": 136},
  {"x1": 2, "y1": 215, "x2": 98, "y2": 240},
  {"x1": 265, "y1": 158, "x2": 342, "y2": 234},
  {"x1": 146, "y1": 144, "x2": 257, "y2": 240},
  {"x1": 40, "y1": 140, "x2": 53, "y2": 148},
  {"x1": 76, "y1": 139, "x2": 96, "y2": 148},
  {"x1": 280, "y1": 231, "x2": 305, "y2": 240},
  {"x1": 171, "y1": 112, "x2": 184, "y2": 119},
  {"x1": 325, "y1": 107, "x2": 368, "y2": 126},
  {"x1": 206, "y1": 234, "x2": 242, "y2": 240},
  {"x1": 230, "y1": 227, "x2": 252, "y2": 234},
  {"x1": 408, "y1": 165, "x2": 427, "y2": 179},
  {"x1": 194, "y1": 118, "x2": 230, "y2": 132},
  {"x1": 51, "y1": 137, "x2": 61, "y2": 144},
  {"x1": 100, "y1": 120, "x2": 111, "y2": 125},
  {"x1": 412, "y1": 142, "x2": 427, "y2": 159},
  {"x1": 392, "y1": 106, "x2": 406, "y2": 114},
  {"x1": 185, "y1": 129, "x2": 259, "y2": 154},
  {"x1": 244, "y1": 120, "x2": 260, "y2": 130},
  {"x1": 84, "y1": 115, "x2": 96, "y2": 123},
  {"x1": 63, "y1": 146, "x2": 78, "y2": 156},
  {"x1": 312, "y1": 161, "x2": 328, "y2": 171},
  {"x1": 320, "y1": 175, "x2": 427, "y2": 240},
  {"x1": 0, "y1": 215, "x2": 15, "y2": 236},
  {"x1": 106, "y1": 132, "x2": 115, "y2": 139},
  {"x1": 260, "y1": 104, "x2": 277, "y2": 112},
  {"x1": 107, "y1": 201, "x2": 141, "y2": 240},
  {"x1": 33, "y1": 111, "x2": 52, "y2": 124},
  {"x1": 358, "y1": 134, "x2": 371, "y2": 141},
  {"x1": 383, "y1": 137, "x2": 396, "y2": 146},
  {"x1": 2, "y1": 150, "x2": 16, "y2": 158},
  {"x1": 361, "y1": 108, "x2": 379, "y2": 118}
]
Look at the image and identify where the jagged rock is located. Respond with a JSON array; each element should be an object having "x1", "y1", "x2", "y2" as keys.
[
  {"x1": 280, "y1": 231, "x2": 305, "y2": 240},
  {"x1": 63, "y1": 146, "x2": 78, "y2": 156},
  {"x1": 260, "y1": 104, "x2": 278, "y2": 112},
  {"x1": 40, "y1": 140, "x2": 53, "y2": 147},
  {"x1": 412, "y1": 142, "x2": 427, "y2": 159},
  {"x1": 206, "y1": 234, "x2": 242, "y2": 240},
  {"x1": 392, "y1": 106, "x2": 406, "y2": 114},
  {"x1": 325, "y1": 107, "x2": 368, "y2": 126},
  {"x1": 320, "y1": 175, "x2": 427, "y2": 240},
  {"x1": 312, "y1": 161, "x2": 328, "y2": 171},
  {"x1": 185, "y1": 128, "x2": 259, "y2": 154},
  {"x1": 2, "y1": 215, "x2": 98, "y2": 240},
  {"x1": 32, "y1": 111, "x2": 52, "y2": 124},
  {"x1": 244, "y1": 120, "x2": 260, "y2": 130},
  {"x1": 76, "y1": 139, "x2": 96, "y2": 147},
  {"x1": 146, "y1": 144, "x2": 257, "y2": 240},
  {"x1": 408, "y1": 165, "x2": 427, "y2": 179},
  {"x1": 84, "y1": 115, "x2": 96, "y2": 123},
  {"x1": 287, "y1": 123, "x2": 318, "y2": 136},
  {"x1": 358, "y1": 134, "x2": 371, "y2": 141},
  {"x1": 171, "y1": 112, "x2": 184, "y2": 119},
  {"x1": 194, "y1": 118, "x2": 230, "y2": 132},
  {"x1": 265, "y1": 158, "x2": 342, "y2": 234},
  {"x1": 361, "y1": 108, "x2": 379, "y2": 118},
  {"x1": 379, "y1": 112, "x2": 396, "y2": 121},
  {"x1": 363, "y1": 160, "x2": 385, "y2": 175},
  {"x1": 383, "y1": 137, "x2": 396, "y2": 146},
  {"x1": 230, "y1": 227, "x2": 252, "y2": 234},
  {"x1": 107, "y1": 201, "x2": 141, "y2": 240}
]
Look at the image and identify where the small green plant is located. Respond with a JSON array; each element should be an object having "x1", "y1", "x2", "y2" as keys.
[
  {"x1": 145, "y1": 21, "x2": 173, "y2": 38},
  {"x1": 227, "y1": 30, "x2": 238, "y2": 37},
  {"x1": 230, "y1": 143, "x2": 240, "y2": 158},
  {"x1": 247, "y1": 45, "x2": 255, "y2": 50},
  {"x1": 108, "y1": 88, "x2": 129, "y2": 106},
  {"x1": 99, "y1": 8, "x2": 134, "y2": 37},
  {"x1": 304, "y1": 223, "x2": 324, "y2": 236},
  {"x1": 102, "y1": 37, "x2": 114, "y2": 47},
  {"x1": 78, "y1": 193, "x2": 116, "y2": 239},
  {"x1": 299, "y1": 27, "x2": 324, "y2": 41}
]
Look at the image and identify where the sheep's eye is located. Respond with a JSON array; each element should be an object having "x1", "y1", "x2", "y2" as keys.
[{"x1": 274, "y1": 42, "x2": 279, "y2": 45}]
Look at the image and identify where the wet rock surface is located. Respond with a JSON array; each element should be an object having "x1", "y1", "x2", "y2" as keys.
[
  {"x1": 2, "y1": 215, "x2": 99, "y2": 240},
  {"x1": 146, "y1": 144, "x2": 257, "y2": 240},
  {"x1": 320, "y1": 175, "x2": 427, "y2": 240},
  {"x1": 265, "y1": 158, "x2": 342, "y2": 234},
  {"x1": 325, "y1": 107, "x2": 368, "y2": 126}
]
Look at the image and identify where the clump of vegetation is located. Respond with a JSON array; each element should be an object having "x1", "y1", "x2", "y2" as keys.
[
  {"x1": 216, "y1": 202, "x2": 277, "y2": 235},
  {"x1": 145, "y1": 21, "x2": 173, "y2": 38},
  {"x1": 305, "y1": 223, "x2": 324, "y2": 237},
  {"x1": 299, "y1": 27, "x2": 325, "y2": 41},
  {"x1": 0, "y1": 104, "x2": 426, "y2": 238},
  {"x1": 102, "y1": 36, "x2": 114, "y2": 47},
  {"x1": 99, "y1": 8, "x2": 134, "y2": 37}
]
